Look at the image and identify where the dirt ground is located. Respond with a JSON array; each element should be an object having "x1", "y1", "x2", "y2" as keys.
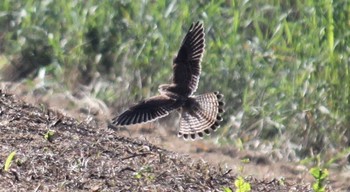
[{"x1": 0, "y1": 82, "x2": 348, "y2": 191}]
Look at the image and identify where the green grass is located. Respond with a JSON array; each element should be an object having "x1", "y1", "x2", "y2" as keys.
[
  {"x1": 1, "y1": 0, "x2": 349, "y2": 168},
  {"x1": 4, "y1": 151, "x2": 16, "y2": 172}
]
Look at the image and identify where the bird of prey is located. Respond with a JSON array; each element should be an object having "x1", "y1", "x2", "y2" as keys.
[{"x1": 112, "y1": 21, "x2": 224, "y2": 140}]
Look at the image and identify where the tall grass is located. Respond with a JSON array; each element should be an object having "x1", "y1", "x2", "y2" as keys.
[{"x1": 1, "y1": 0, "x2": 349, "y2": 165}]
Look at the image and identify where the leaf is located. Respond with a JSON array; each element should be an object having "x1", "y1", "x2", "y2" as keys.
[
  {"x1": 4, "y1": 151, "x2": 16, "y2": 172},
  {"x1": 312, "y1": 183, "x2": 326, "y2": 192},
  {"x1": 44, "y1": 130, "x2": 55, "y2": 141},
  {"x1": 235, "y1": 176, "x2": 251, "y2": 192},
  {"x1": 134, "y1": 172, "x2": 142, "y2": 179},
  {"x1": 310, "y1": 167, "x2": 329, "y2": 180}
]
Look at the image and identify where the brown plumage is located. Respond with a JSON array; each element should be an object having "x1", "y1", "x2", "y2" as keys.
[{"x1": 112, "y1": 21, "x2": 224, "y2": 140}]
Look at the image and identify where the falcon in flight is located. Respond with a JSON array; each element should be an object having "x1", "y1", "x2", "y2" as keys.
[{"x1": 112, "y1": 21, "x2": 224, "y2": 140}]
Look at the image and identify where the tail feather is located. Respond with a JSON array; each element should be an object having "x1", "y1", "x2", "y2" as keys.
[{"x1": 178, "y1": 92, "x2": 224, "y2": 140}]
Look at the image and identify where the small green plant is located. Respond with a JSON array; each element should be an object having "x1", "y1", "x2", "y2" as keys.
[
  {"x1": 4, "y1": 151, "x2": 16, "y2": 172},
  {"x1": 238, "y1": 158, "x2": 250, "y2": 173},
  {"x1": 134, "y1": 171, "x2": 142, "y2": 179},
  {"x1": 222, "y1": 186, "x2": 233, "y2": 192},
  {"x1": 44, "y1": 130, "x2": 55, "y2": 142},
  {"x1": 225, "y1": 158, "x2": 251, "y2": 191},
  {"x1": 310, "y1": 167, "x2": 329, "y2": 192},
  {"x1": 278, "y1": 177, "x2": 285, "y2": 186},
  {"x1": 133, "y1": 166, "x2": 154, "y2": 181},
  {"x1": 234, "y1": 176, "x2": 251, "y2": 192}
]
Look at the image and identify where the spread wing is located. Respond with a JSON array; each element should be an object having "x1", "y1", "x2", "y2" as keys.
[
  {"x1": 112, "y1": 95, "x2": 179, "y2": 125},
  {"x1": 172, "y1": 21, "x2": 205, "y2": 96}
]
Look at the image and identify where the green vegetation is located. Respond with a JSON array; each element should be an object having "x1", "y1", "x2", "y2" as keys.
[
  {"x1": 222, "y1": 159, "x2": 252, "y2": 192},
  {"x1": 1, "y1": 0, "x2": 349, "y2": 172},
  {"x1": 310, "y1": 167, "x2": 329, "y2": 192},
  {"x1": 238, "y1": 158, "x2": 250, "y2": 173},
  {"x1": 44, "y1": 129, "x2": 55, "y2": 142},
  {"x1": 234, "y1": 176, "x2": 251, "y2": 192},
  {"x1": 222, "y1": 186, "x2": 233, "y2": 192},
  {"x1": 133, "y1": 165, "x2": 155, "y2": 183},
  {"x1": 4, "y1": 151, "x2": 16, "y2": 172}
]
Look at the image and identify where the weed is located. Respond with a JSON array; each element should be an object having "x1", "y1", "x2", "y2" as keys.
[
  {"x1": 234, "y1": 176, "x2": 251, "y2": 192},
  {"x1": 133, "y1": 166, "x2": 155, "y2": 182},
  {"x1": 44, "y1": 130, "x2": 55, "y2": 142},
  {"x1": 4, "y1": 151, "x2": 16, "y2": 172},
  {"x1": 310, "y1": 167, "x2": 329, "y2": 192},
  {"x1": 238, "y1": 158, "x2": 250, "y2": 173}
]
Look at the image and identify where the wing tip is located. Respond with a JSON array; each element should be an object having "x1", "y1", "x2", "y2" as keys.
[{"x1": 192, "y1": 21, "x2": 203, "y2": 29}]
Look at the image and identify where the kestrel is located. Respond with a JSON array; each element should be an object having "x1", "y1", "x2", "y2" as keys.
[{"x1": 112, "y1": 21, "x2": 224, "y2": 140}]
